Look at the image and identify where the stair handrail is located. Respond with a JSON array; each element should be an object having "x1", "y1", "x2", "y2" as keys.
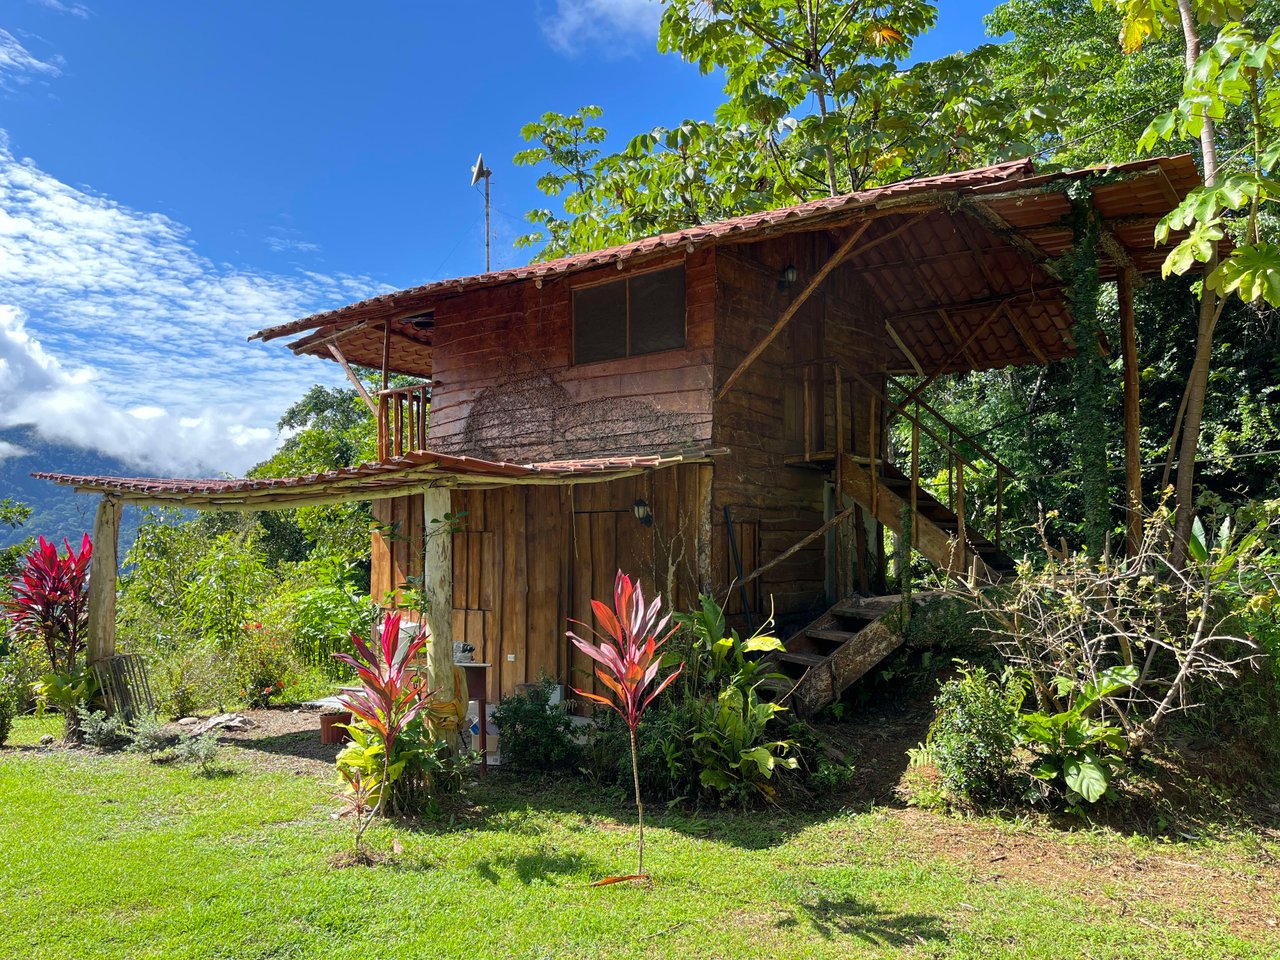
[
  {"x1": 377, "y1": 382, "x2": 430, "y2": 460},
  {"x1": 884, "y1": 375, "x2": 1016, "y2": 480}
]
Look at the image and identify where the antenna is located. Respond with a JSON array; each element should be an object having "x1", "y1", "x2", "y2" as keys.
[{"x1": 470, "y1": 153, "x2": 493, "y2": 273}]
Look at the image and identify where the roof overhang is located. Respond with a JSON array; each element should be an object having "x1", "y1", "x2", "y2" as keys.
[
  {"x1": 34, "y1": 449, "x2": 722, "y2": 512},
  {"x1": 249, "y1": 155, "x2": 1205, "y2": 380}
]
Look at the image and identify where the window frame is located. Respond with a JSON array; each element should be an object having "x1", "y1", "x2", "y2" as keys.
[{"x1": 570, "y1": 262, "x2": 687, "y2": 366}]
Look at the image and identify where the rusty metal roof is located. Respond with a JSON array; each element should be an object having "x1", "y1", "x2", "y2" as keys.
[{"x1": 33, "y1": 449, "x2": 722, "y2": 510}]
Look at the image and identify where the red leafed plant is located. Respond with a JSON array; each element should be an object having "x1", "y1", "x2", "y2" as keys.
[
  {"x1": 331, "y1": 611, "x2": 433, "y2": 817},
  {"x1": 569, "y1": 570, "x2": 683, "y2": 881},
  {"x1": 5, "y1": 534, "x2": 92, "y2": 674}
]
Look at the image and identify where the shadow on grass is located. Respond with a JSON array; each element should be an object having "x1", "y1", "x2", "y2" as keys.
[
  {"x1": 472, "y1": 849, "x2": 595, "y2": 885},
  {"x1": 778, "y1": 896, "x2": 948, "y2": 948}
]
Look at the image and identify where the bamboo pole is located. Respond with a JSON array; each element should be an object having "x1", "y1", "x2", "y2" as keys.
[{"x1": 1118, "y1": 269, "x2": 1143, "y2": 555}]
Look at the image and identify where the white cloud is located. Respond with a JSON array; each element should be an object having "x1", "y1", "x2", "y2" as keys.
[
  {"x1": 0, "y1": 439, "x2": 28, "y2": 462},
  {"x1": 0, "y1": 29, "x2": 62, "y2": 87},
  {"x1": 540, "y1": 0, "x2": 662, "y2": 56},
  {"x1": 30, "y1": 0, "x2": 92, "y2": 17},
  {"x1": 0, "y1": 141, "x2": 390, "y2": 476}
]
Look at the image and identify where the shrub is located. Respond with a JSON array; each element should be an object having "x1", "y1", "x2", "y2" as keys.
[
  {"x1": 152, "y1": 648, "x2": 235, "y2": 718},
  {"x1": 4, "y1": 535, "x2": 92, "y2": 675},
  {"x1": 491, "y1": 678, "x2": 580, "y2": 773},
  {"x1": 692, "y1": 685, "x2": 798, "y2": 806},
  {"x1": 125, "y1": 713, "x2": 171, "y2": 757},
  {"x1": 0, "y1": 666, "x2": 16, "y2": 747},
  {"x1": 75, "y1": 705, "x2": 123, "y2": 751},
  {"x1": 925, "y1": 665, "x2": 1023, "y2": 806},
  {"x1": 237, "y1": 622, "x2": 296, "y2": 708},
  {"x1": 174, "y1": 731, "x2": 221, "y2": 775}
]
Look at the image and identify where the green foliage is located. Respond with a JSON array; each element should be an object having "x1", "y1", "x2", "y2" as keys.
[
  {"x1": 267, "y1": 555, "x2": 375, "y2": 680},
  {"x1": 74, "y1": 705, "x2": 123, "y2": 751},
  {"x1": 124, "y1": 713, "x2": 170, "y2": 758},
  {"x1": 692, "y1": 684, "x2": 799, "y2": 805},
  {"x1": 236, "y1": 622, "x2": 296, "y2": 708},
  {"x1": 924, "y1": 665, "x2": 1024, "y2": 806},
  {"x1": 179, "y1": 529, "x2": 275, "y2": 650},
  {"x1": 31, "y1": 667, "x2": 97, "y2": 721},
  {"x1": 672, "y1": 594, "x2": 786, "y2": 694},
  {"x1": 491, "y1": 679, "x2": 581, "y2": 774},
  {"x1": 1016, "y1": 667, "x2": 1136, "y2": 806},
  {"x1": 0, "y1": 498, "x2": 35, "y2": 604},
  {"x1": 174, "y1": 731, "x2": 222, "y2": 775},
  {"x1": 0, "y1": 664, "x2": 16, "y2": 747}
]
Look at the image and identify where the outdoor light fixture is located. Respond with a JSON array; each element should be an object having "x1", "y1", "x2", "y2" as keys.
[
  {"x1": 632, "y1": 499, "x2": 653, "y2": 527},
  {"x1": 778, "y1": 264, "x2": 798, "y2": 291}
]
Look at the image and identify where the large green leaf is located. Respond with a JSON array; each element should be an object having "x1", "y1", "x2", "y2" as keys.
[
  {"x1": 1207, "y1": 244, "x2": 1280, "y2": 307},
  {"x1": 1064, "y1": 752, "x2": 1111, "y2": 803}
]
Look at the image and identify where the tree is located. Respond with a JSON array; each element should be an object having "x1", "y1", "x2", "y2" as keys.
[{"x1": 1101, "y1": 0, "x2": 1279, "y2": 561}]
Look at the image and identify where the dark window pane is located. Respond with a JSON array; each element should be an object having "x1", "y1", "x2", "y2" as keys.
[
  {"x1": 573, "y1": 280, "x2": 627, "y2": 363},
  {"x1": 629, "y1": 267, "x2": 685, "y2": 355}
]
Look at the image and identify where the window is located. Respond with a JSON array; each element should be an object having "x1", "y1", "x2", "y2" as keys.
[{"x1": 572, "y1": 265, "x2": 685, "y2": 364}]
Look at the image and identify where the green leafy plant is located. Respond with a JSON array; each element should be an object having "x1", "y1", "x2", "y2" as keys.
[
  {"x1": 491, "y1": 678, "x2": 580, "y2": 773},
  {"x1": 75, "y1": 705, "x2": 123, "y2": 751},
  {"x1": 673, "y1": 594, "x2": 786, "y2": 694},
  {"x1": 924, "y1": 664, "x2": 1024, "y2": 807},
  {"x1": 31, "y1": 667, "x2": 98, "y2": 736},
  {"x1": 692, "y1": 684, "x2": 799, "y2": 805},
  {"x1": 1016, "y1": 666, "x2": 1136, "y2": 807},
  {"x1": 0, "y1": 666, "x2": 16, "y2": 748},
  {"x1": 125, "y1": 713, "x2": 171, "y2": 758},
  {"x1": 174, "y1": 731, "x2": 221, "y2": 775},
  {"x1": 569, "y1": 570, "x2": 684, "y2": 881}
]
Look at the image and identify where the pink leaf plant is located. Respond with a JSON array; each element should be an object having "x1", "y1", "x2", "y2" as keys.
[
  {"x1": 5, "y1": 534, "x2": 92, "y2": 675},
  {"x1": 568, "y1": 570, "x2": 683, "y2": 881}
]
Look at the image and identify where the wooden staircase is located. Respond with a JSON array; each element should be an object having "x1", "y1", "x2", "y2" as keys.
[
  {"x1": 765, "y1": 594, "x2": 913, "y2": 719},
  {"x1": 757, "y1": 363, "x2": 1021, "y2": 718}
]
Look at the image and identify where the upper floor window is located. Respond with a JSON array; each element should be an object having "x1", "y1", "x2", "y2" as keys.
[{"x1": 572, "y1": 265, "x2": 685, "y2": 364}]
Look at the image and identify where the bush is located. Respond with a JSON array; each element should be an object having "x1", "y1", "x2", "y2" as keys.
[
  {"x1": 125, "y1": 713, "x2": 171, "y2": 757},
  {"x1": 237, "y1": 622, "x2": 297, "y2": 708},
  {"x1": 0, "y1": 666, "x2": 16, "y2": 747},
  {"x1": 75, "y1": 705, "x2": 123, "y2": 751},
  {"x1": 491, "y1": 679, "x2": 580, "y2": 773},
  {"x1": 925, "y1": 665, "x2": 1022, "y2": 806},
  {"x1": 174, "y1": 731, "x2": 221, "y2": 775},
  {"x1": 151, "y1": 648, "x2": 236, "y2": 718}
]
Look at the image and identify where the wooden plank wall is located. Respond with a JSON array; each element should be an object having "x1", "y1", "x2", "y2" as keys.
[
  {"x1": 370, "y1": 495, "x2": 425, "y2": 616},
  {"x1": 371, "y1": 464, "x2": 711, "y2": 701},
  {"x1": 711, "y1": 234, "x2": 891, "y2": 623},
  {"x1": 427, "y1": 249, "x2": 718, "y2": 464}
]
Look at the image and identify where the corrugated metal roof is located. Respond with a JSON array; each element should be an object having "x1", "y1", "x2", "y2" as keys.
[{"x1": 33, "y1": 448, "x2": 722, "y2": 509}]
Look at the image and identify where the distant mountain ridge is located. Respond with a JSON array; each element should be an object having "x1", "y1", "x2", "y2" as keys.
[{"x1": 0, "y1": 426, "x2": 199, "y2": 553}]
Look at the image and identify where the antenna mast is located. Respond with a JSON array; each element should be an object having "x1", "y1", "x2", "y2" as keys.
[{"x1": 470, "y1": 153, "x2": 493, "y2": 272}]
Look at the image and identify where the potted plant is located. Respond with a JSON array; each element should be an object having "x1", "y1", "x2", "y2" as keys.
[{"x1": 320, "y1": 706, "x2": 353, "y2": 745}]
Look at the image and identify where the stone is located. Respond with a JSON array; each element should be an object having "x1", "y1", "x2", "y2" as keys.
[
  {"x1": 177, "y1": 717, "x2": 200, "y2": 726},
  {"x1": 39, "y1": 734, "x2": 54, "y2": 746}
]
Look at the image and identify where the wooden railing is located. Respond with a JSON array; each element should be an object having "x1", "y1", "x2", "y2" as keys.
[
  {"x1": 794, "y1": 362, "x2": 1014, "y2": 552},
  {"x1": 377, "y1": 383, "x2": 430, "y2": 460}
]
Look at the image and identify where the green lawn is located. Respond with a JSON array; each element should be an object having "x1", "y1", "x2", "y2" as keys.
[{"x1": 2, "y1": 715, "x2": 1277, "y2": 960}]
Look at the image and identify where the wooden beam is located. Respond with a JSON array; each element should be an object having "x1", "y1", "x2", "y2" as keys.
[
  {"x1": 422, "y1": 487, "x2": 456, "y2": 746},
  {"x1": 1118, "y1": 268, "x2": 1143, "y2": 555},
  {"x1": 328, "y1": 344, "x2": 379, "y2": 416},
  {"x1": 716, "y1": 211, "x2": 932, "y2": 400},
  {"x1": 741, "y1": 506, "x2": 857, "y2": 587},
  {"x1": 884, "y1": 287, "x2": 1064, "y2": 324},
  {"x1": 380, "y1": 321, "x2": 391, "y2": 392},
  {"x1": 885, "y1": 321, "x2": 925, "y2": 376},
  {"x1": 898, "y1": 299, "x2": 1009, "y2": 406},
  {"x1": 85, "y1": 496, "x2": 122, "y2": 664},
  {"x1": 936, "y1": 309, "x2": 981, "y2": 368},
  {"x1": 1002, "y1": 303, "x2": 1049, "y2": 365},
  {"x1": 291, "y1": 320, "x2": 370, "y2": 354}
]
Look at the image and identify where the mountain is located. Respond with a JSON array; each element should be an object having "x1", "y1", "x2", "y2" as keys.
[{"x1": 0, "y1": 426, "x2": 172, "y2": 554}]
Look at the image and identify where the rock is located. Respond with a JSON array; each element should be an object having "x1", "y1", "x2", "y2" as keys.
[
  {"x1": 190, "y1": 712, "x2": 254, "y2": 736},
  {"x1": 39, "y1": 734, "x2": 54, "y2": 746},
  {"x1": 177, "y1": 717, "x2": 200, "y2": 726}
]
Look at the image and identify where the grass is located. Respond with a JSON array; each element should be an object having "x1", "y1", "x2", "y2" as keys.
[{"x1": 1, "y1": 715, "x2": 1278, "y2": 960}]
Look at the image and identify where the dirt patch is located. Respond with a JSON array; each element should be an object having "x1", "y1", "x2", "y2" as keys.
[
  {"x1": 194, "y1": 706, "x2": 341, "y2": 778},
  {"x1": 890, "y1": 806, "x2": 1280, "y2": 935}
]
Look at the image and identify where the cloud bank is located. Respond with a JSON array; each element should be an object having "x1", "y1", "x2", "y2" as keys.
[{"x1": 0, "y1": 141, "x2": 387, "y2": 475}]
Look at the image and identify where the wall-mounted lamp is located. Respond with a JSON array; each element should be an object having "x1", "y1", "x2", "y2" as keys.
[
  {"x1": 632, "y1": 499, "x2": 653, "y2": 527},
  {"x1": 778, "y1": 264, "x2": 798, "y2": 291}
]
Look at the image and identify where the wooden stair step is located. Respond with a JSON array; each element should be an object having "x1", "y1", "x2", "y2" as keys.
[
  {"x1": 806, "y1": 628, "x2": 859, "y2": 645},
  {"x1": 777, "y1": 651, "x2": 828, "y2": 668}
]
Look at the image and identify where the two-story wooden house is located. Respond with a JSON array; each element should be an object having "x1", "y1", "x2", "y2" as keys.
[{"x1": 42, "y1": 155, "x2": 1201, "y2": 717}]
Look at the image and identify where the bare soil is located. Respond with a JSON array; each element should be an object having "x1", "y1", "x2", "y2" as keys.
[{"x1": 184, "y1": 705, "x2": 341, "y2": 777}]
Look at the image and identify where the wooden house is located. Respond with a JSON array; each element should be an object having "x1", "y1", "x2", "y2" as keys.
[{"x1": 40, "y1": 155, "x2": 1202, "y2": 717}]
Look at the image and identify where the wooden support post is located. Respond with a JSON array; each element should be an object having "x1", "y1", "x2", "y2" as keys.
[
  {"x1": 86, "y1": 495, "x2": 123, "y2": 665},
  {"x1": 423, "y1": 486, "x2": 456, "y2": 740},
  {"x1": 910, "y1": 419, "x2": 920, "y2": 548},
  {"x1": 1118, "y1": 269, "x2": 1143, "y2": 555}
]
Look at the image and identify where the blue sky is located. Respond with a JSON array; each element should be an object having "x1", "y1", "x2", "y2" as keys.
[{"x1": 0, "y1": 0, "x2": 996, "y2": 475}]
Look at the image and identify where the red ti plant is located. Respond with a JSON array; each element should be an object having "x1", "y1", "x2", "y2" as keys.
[
  {"x1": 331, "y1": 611, "x2": 433, "y2": 817},
  {"x1": 5, "y1": 534, "x2": 92, "y2": 674},
  {"x1": 569, "y1": 570, "x2": 683, "y2": 880}
]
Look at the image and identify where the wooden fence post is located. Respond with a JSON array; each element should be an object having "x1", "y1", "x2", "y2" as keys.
[{"x1": 423, "y1": 486, "x2": 456, "y2": 715}]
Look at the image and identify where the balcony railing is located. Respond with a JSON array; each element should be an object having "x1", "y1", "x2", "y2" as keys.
[{"x1": 377, "y1": 383, "x2": 430, "y2": 460}]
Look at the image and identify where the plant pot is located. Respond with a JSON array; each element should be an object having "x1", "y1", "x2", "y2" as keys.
[{"x1": 320, "y1": 711, "x2": 352, "y2": 745}]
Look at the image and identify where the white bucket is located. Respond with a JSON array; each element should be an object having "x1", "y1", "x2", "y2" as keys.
[{"x1": 464, "y1": 700, "x2": 501, "y2": 765}]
